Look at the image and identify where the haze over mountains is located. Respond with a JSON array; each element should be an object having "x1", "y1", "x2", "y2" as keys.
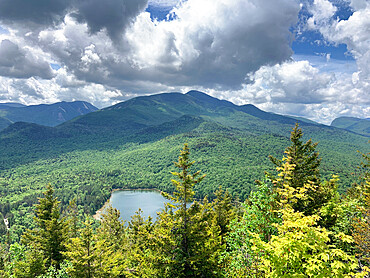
[
  {"x1": 0, "y1": 101, "x2": 98, "y2": 131},
  {"x1": 1, "y1": 90, "x2": 369, "y2": 139},
  {"x1": 331, "y1": 117, "x2": 370, "y2": 137}
]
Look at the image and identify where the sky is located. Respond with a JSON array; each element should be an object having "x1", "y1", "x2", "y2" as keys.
[{"x1": 0, "y1": 0, "x2": 369, "y2": 124}]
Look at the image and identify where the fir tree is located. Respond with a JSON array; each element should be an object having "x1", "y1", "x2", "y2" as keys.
[
  {"x1": 212, "y1": 186, "x2": 236, "y2": 242},
  {"x1": 64, "y1": 216, "x2": 97, "y2": 278},
  {"x1": 22, "y1": 184, "x2": 67, "y2": 271},
  {"x1": 156, "y1": 144, "x2": 223, "y2": 278},
  {"x1": 269, "y1": 123, "x2": 333, "y2": 215}
]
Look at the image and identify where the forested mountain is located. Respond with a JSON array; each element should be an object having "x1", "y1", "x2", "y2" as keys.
[
  {"x1": 0, "y1": 101, "x2": 98, "y2": 130},
  {"x1": 0, "y1": 91, "x2": 368, "y2": 245},
  {"x1": 331, "y1": 116, "x2": 370, "y2": 136}
]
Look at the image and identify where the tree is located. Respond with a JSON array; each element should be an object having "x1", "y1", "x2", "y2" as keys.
[
  {"x1": 250, "y1": 206, "x2": 365, "y2": 277},
  {"x1": 126, "y1": 209, "x2": 155, "y2": 277},
  {"x1": 268, "y1": 123, "x2": 333, "y2": 215},
  {"x1": 212, "y1": 186, "x2": 237, "y2": 242},
  {"x1": 223, "y1": 179, "x2": 280, "y2": 277},
  {"x1": 352, "y1": 151, "x2": 370, "y2": 270},
  {"x1": 162, "y1": 143, "x2": 205, "y2": 272},
  {"x1": 64, "y1": 216, "x2": 97, "y2": 278},
  {"x1": 96, "y1": 205, "x2": 128, "y2": 276},
  {"x1": 153, "y1": 144, "x2": 223, "y2": 277},
  {"x1": 22, "y1": 184, "x2": 67, "y2": 271}
]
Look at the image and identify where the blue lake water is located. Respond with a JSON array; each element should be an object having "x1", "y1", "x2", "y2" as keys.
[{"x1": 110, "y1": 190, "x2": 168, "y2": 223}]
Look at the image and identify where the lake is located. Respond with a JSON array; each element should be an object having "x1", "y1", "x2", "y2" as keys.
[{"x1": 110, "y1": 190, "x2": 168, "y2": 223}]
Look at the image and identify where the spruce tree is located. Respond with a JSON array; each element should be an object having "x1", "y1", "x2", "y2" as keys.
[
  {"x1": 268, "y1": 123, "x2": 332, "y2": 215},
  {"x1": 212, "y1": 186, "x2": 236, "y2": 242},
  {"x1": 158, "y1": 144, "x2": 222, "y2": 278},
  {"x1": 22, "y1": 184, "x2": 67, "y2": 271},
  {"x1": 167, "y1": 143, "x2": 205, "y2": 264},
  {"x1": 64, "y1": 216, "x2": 97, "y2": 278}
]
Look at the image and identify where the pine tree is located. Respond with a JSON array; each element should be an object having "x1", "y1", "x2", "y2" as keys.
[
  {"x1": 96, "y1": 205, "x2": 128, "y2": 276},
  {"x1": 126, "y1": 209, "x2": 155, "y2": 277},
  {"x1": 22, "y1": 184, "x2": 67, "y2": 271},
  {"x1": 98, "y1": 204, "x2": 126, "y2": 251},
  {"x1": 65, "y1": 198, "x2": 80, "y2": 239}
]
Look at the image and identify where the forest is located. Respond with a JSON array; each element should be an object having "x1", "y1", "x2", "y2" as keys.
[
  {"x1": 1, "y1": 91, "x2": 368, "y2": 244},
  {"x1": 0, "y1": 124, "x2": 369, "y2": 277}
]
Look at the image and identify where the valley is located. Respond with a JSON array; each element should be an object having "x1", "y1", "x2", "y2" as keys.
[{"x1": 0, "y1": 91, "x2": 368, "y2": 241}]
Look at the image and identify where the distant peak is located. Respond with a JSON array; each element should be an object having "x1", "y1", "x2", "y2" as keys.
[{"x1": 186, "y1": 90, "x2": 213, "y2": 98}]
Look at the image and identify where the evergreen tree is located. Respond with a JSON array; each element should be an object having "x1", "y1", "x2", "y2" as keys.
[
  {"x1": 154, "y1": 144, "x2": 223, "y2": 277},
  {"x1": 98, "y1": 204, "x2": 126, "y2": 251},
  {"x1": 269, "y1": 123, "x2": 333, "y2": 215},
  {"x1": 126, "y1": 209, "x2": 155, "y2": 277},
  {"x1": 64, "y1": 216, "x2": 97, "y2": 278},
  {"x1": 96, "y1": 205, "x2": 128, "y2": 276},
  {"x1": 65, "y1": 198, "x2": 80, "y2": 239},
  {"x1": 212, "y1": 186, "x2": 236, "y2": 242},
  {"x1": 22, "y1": 184, "x2": 67, "y2": 271}
]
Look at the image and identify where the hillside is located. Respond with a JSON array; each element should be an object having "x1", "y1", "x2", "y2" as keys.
[
  {"x1": 0, "y1": 101, "x2": 98, "y2": 130},
  {"x1": 331, "y1": 116, "x2": 370, "y2": 136},
  {"x1": 0, "y1": 91, "x2": 368, "y2": 241}
]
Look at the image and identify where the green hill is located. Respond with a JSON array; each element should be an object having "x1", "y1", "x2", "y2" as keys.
[
  {"x1": 0, "y1": 91, "x2": 368, "y2": 240},
  {"x1": 331, "y1": 116, "x2": 370, "y2": 136}
]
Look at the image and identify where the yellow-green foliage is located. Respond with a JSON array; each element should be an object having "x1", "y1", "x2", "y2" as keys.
[{"x1": 250, "y1": 206, "x2": 365, "y2": 277}]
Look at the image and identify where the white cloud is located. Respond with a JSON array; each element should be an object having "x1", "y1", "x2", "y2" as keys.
[
  {"x1": 3, "y1": 0, "x2": 299, "y2": 93},
  {"x1": 203, "y1": 58, "x2": 369, "y2": 124},
  {"x1": 148, "y1": 0, "x2": 182, "y2": 8},
  {"x1": 0, "y1": 0, "x2": 368, "y2": 124}
]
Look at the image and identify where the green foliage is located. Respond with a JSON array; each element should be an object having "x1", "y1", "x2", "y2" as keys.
[
  {"x1": 22, "y1": 184, "x2": 67, "y2": 271},
  {"x1": 0, "y1": 92, "x2": 368, "y2": 241},
  {"x1": 63, "y1": 217, "x2": 98, "y2": 278},
  {"x1": 212, "y1": 186, "x2": 237, "y2": 241},
  {"x1": 147, "y1": 144, "x2": 223, "y2": 277},
  {"x1": 269, "y1": 123, "x2": 337, "y2": 216},
  {"x1": 250, "y1": 206, "x2": 364, "y2": 277},
  {"x1": 223, "y1": 179, "x2": 281, "y2": 277}
]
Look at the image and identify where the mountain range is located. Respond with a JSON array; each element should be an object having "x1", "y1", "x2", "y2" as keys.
[
  {"x1": 0, "y1": 101, "x2": 98, "y2": 131},
  {"x1": 331, "y1": 116, "x2": 370, "y2": 137},
  {"x1": 0, "y1": 91, "x2": 368, "y2": 231}
]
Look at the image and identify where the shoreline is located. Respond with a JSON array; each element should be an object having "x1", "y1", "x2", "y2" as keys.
[{"x1": 93, "y1": 188, "x2": 163, "y2": 221}]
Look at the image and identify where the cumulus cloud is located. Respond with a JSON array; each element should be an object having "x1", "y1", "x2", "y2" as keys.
[
  {"x1": 0, "y1": 0, "x2": 72, "y2": 27},
  {"x1": 34, "y1": 0, "x2": 300, "y2": 91},
  {"x1": 300, "y1": 0, "x2": 370, "y2": 122},
  {"x1": 72, "y1": 0, "x2": 148, "y2": 42},
  {"x1": 0, "y1": 0, "x2": 368, "y2": 123},
  {"x1": 205, "y1": 58, "x2": 369, "y2": 124},
  {"x1": 0, "y1": 39, "x2": 53, "y2": 79},
  {"x1": 0, "y1": 0, "x2": 148, "y2": 41}
]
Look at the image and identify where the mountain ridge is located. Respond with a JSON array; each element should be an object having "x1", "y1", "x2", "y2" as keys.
[
  {"x1": 0, "y1": 101, "x2": 98, "y2": 131},
  {"x1": 331, "y1": 116, "x2": 370, "y2": 137}
]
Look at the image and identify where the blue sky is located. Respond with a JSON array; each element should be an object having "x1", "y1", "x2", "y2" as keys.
[{"x1": 0, "y1": 0, "x2": 368, "y2": 124}]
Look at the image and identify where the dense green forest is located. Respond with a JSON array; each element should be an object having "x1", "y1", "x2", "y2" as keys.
[
  {"x1": 0, "y1": 125, "x2": 369, "y2": 277},
  {"x1": 0, "y1": 91, "x2": 368, "y2": 244}
]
